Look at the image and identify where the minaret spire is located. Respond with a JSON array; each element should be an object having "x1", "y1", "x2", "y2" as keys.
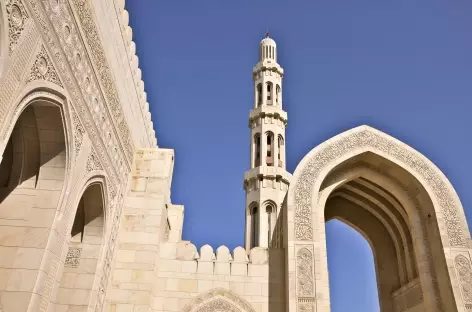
[{"x1": 244, "y1": 34, "x2": 290, "y2": 251}]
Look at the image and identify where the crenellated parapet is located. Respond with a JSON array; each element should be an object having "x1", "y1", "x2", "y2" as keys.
[
  {"x1": 160, "y1": 242, "x2": 273, "y2": 277},
  {"x1": 112, "y1": 0, "x2": 157, "y2": 148}
]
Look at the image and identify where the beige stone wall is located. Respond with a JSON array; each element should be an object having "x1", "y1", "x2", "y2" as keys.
[
  {"x1": 155, "y1": 243, "x2": 285, "y2": 312},
  {"x1": 0, "y1": 0, "x2": 157, "y2": 311}
]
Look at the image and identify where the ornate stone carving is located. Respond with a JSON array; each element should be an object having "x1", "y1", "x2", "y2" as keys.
[
  {"x1": 182, "y1": 288, "x2": 256, "y2": 312},
  {"x1": 70, "y1": 0, "x2": 134, "y2": 162},
  {"x1": 64, "y1": 247, "x2": 81, "y2": 268},
  {"x1": 297, "y1": 248, "x2": 314, "y2": 297},
  {"x1": 27, "y1": 45, "x2": 63, "y2": 87},
  {"x1": 23, "y1": 1, "x2": 128, "y2": 310},
  {"x1": 86, "y1": 151, "x2": 103, "y2": 173},
  {"x1": 455, "y1": 254, "x2": 472, "y2": 304},
  {"x1": 294, "y1": 127, "x2": 466, "y2": 247},
  {"x1": 72, "y1": 109, "x2": 84, "y2": 156},
  {"x1": 6, "y1": 0, "x2": 29, "y2": 54}
]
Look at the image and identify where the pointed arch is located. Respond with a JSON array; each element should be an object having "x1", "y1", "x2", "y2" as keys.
[
  {"x1": 286, "y1": 125, "x2": 470, "y2": 312},
  {"x1": 182, "y1": 288, "x2": 256, "y2": 312}
]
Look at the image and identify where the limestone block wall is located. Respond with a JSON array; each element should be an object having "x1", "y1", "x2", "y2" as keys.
[
  {"x1": 107, "y1": 148, "x2": 174, "y2": 312},
  {"x1": 154, "y1": 242, "x2": 285, "y2": 312}
]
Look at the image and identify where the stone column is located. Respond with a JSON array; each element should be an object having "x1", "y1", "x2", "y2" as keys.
[{"x1": 106, "y1": 148, "x2": 174, "y2": 312}]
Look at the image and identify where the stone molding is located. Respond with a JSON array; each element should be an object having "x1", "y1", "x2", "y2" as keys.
[
  {"x1": 293, "y1": 125, "x2": 468, "y2": 248},
  {"x1": 182, "y1": 288, "x2": 257, "y2": 312}
]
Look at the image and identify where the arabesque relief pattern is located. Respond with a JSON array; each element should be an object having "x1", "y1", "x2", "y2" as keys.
[
  {"x1": 27, "y1": 44, "x2": 63, "y2": 87},
  {"x1": 297, "y1": 248, "x2": 314, "y2": 297},
  {"x1": 455, "y1": 254, "x2": 472, "y2": 305},
  {"x1": 294, "y1": 129, "x2": 466, "y2": 248},
  {"x1": 6, "y1": 0, "x2": 29, "y2": 54}
]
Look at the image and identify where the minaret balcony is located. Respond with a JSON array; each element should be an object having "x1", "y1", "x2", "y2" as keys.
[
  {"x1": 243, "y1": 166, "x2": 292, "y2": 185},
  {"x1": 249, "y1": 106, "x2": 287, "y2": 126},
  {"x1": 252, "y1": 62, "x2": 284, "y2": 77}
]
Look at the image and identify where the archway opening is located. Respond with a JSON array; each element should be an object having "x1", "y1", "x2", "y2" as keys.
[
  {"x1": 0, "y1": 102, "x2": 66, "y2": 245},
  {"x1": 325, "y1": 219, "x2": 380, "y2": 311},
  {"x1": 319, "y1": 151, "x2": 454, "y2": 311},
  {"x1": 0, "y1": 100, "x2": 67, "y2": 308},
  {"x1": 57, "y1": 182, "x2": 105, "y2": 310},
  {"x1": 57, "y1": 183, "x2": 105, "y2": 310}
]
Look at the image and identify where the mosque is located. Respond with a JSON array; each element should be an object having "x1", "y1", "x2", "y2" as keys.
[{"x1": 0, "y1": 1, "x2": 471, "y2": 311}]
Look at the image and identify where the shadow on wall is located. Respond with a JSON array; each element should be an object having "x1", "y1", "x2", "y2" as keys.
[{"x1": 0, "y1": 103, "x2": 66, "y2": 211}]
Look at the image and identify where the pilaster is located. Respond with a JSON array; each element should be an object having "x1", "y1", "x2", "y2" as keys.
[{"x1": 107, "y1": 148, "x2": 174, "y2": 312}]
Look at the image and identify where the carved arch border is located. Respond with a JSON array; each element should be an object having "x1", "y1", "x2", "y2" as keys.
[
  {"x1": 286, "y1": 125, "x2": 471, "y2": 312},
  {"x1": 289, "y1": 125, "x2": 470, "y2": 248},
  {"x1": 182, "y1": 288, "x2": 257, "y2": 312}
]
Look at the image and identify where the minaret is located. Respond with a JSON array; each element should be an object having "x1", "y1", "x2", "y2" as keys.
[{"x1": 244, "y1": 33, "x2": 290, "y2": 251}]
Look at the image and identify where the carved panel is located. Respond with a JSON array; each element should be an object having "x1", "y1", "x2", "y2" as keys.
[
  {"x1": 6, "y1": 0, "x2": 29, "y2": 54},
  {"x1": 72, "y1": 109, "x2": 84, "y2": 157},
  {"x1": 64, "y1": 247, "x2": 81, "y2": 268},
  {"x1": 297, "y1": 247, "x2": 314, "y2": 297},
  {"x1": 27, "y1": 45, "x2": 63, "y2": 87},
  {"x1": 86, "y1": 150, "x2": 103, "y2": 174},
  {"x1": 294, "y1": 128, "x2": 466, "y2": 247},
  {"x1": 455, "y1": 254, "x2": 472, "y2": 304}
]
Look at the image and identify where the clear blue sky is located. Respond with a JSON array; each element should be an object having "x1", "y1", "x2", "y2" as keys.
[{"x1": 126, "y1": 1, "x2": 472, "y2": 311}]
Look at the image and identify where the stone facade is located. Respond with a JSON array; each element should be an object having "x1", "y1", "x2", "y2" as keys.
[{"x1": 0, "y1": 1, "x2": 471, "y2": 312}]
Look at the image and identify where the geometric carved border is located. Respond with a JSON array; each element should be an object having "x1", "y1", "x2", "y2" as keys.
[{"x1": 294, "y1": 126, "x2": 467, "y2": 247}]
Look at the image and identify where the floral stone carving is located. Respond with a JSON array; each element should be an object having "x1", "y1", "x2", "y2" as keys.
[
  {"x1": 6, "y1": 0, "x2": 29, "y2": 54},
  {"x1": 297, "y1": 248, "x2": 314, "y2": 297},
  {"x1": 294, "y1": 127, "x2": 466, "y2": 247},
  {"x1": 27, "y1": 45, "x2": 63, "y2": 87},
  {"x1": 455, "y1": 254, "x2": 472, "y2": 304}
]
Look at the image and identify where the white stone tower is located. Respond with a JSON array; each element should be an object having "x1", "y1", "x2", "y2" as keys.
[{"x1": 244, "y1": 33, "x2": 291, "y2": 251}]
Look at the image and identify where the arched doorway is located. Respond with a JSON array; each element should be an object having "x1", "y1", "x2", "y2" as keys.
[
  {"x1": 56, "y1": 182, "x2": 105, "y2": 311},
  {"x1": 325, "y1": 219, "x2": 380, "y2": 311},
  {"x1": 0, "y1": 97, "x2": 68, "y2": 310},
  {"x1": 286, "y1": 125, "x2": 471, "y2": 312}
]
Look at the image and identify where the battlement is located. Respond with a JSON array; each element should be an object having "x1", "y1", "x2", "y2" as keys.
[
  {"x1": 159, "y1": 242, "x2": 283, "y2": 277},
  {"x1": 112, "y1": 0, "x2": 157, "y2": 148}
]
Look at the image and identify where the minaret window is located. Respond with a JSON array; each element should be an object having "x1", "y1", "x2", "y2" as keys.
[
  {"x1": 276, "y1": 85, "x2": 280, "y2": 105},
  {"x1": 266, "y1": 82, "x2": 272, "y2": 105},
  {"x1": 250, "y1": 204, "x2": 259, "y2": 248},
  {"x1": 278, "y1": 135, "x2": 284, "y2": 167},
  {"x1": 266, "y1": 132, "x2": 274, "y2": 166},
  {"x1": 257, "y1": 84, "x2": 262, "y2": 107},
  {"x1": 254, "y1": 134, "x2": 261, "y2": 167},
  {"x1": 266, "y1": 203, "x2": 277, "y2": 247}
]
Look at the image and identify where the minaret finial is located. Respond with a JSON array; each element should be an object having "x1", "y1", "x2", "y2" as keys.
[{"x1": 266, "y1": 31, "x2": 270, "y2": 38}]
